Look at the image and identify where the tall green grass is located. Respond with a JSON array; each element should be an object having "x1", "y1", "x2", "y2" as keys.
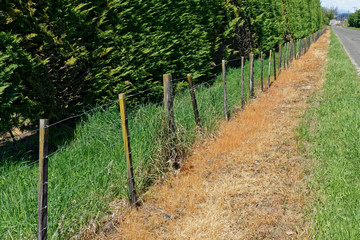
[
  {"x1": 0, "y1": 38, "x2": 309, "y2": 239},
  {"x1": 298, "y1": 28, "x2": 360, "y2": 239}
]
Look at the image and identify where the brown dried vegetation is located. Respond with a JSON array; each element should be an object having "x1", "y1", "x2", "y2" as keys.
[{"x1": 102, "y1": 31, "x2": 330, "y2": 240}]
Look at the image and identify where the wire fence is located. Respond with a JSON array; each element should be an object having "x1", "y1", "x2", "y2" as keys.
[{"x1": 0, "y1": 28, "x2": 326, "y2": 239}]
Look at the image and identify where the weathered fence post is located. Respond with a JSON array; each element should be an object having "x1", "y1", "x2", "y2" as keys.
[
  {"x1": 187, "y1": 74, "x2": 201, "y2": 128},
  {"x1": 268, "y1": 50, "x2": 272, "y2": 88},
  {"x1": 163, "y1": 74, "x2": 175, "y2": 133},
  {"x1": 290, "y1": 41, "x2": 293, "y2": 62},
  {"x1": 37, "y1": 119, "x2": 49, "y2": 240},
  {"x1": 278, "y1": 44, "x2": 282, "y2": 72},
  {"x1": 119, "y1": 94, "x2": 137, "y2": 205},
  {"x1": 222, "y1": 60, "x2": 229, "y2": 121},
  {"x1": 260, "y1": 51, "x2": 264, "y2": 91},
  {"x1": 249, "y1": 54, "x2": 254, "y2": 97},
  {"x1": 252, "y1": 54, "x2": 255, "y2": 94},
  {"x1": 163, "y1": 74, "x2": 178, "y2": 168},
  {"x1": 303, "y1": 38, "x2": 306, "y2": 55},
  {"x1": 287, "y1": 42, "x2": 290, "y2": 67},
  {"x1": 241, "y1": 56, "x2": 245, "y2": 108},
  {"x1": 302, "y1": 38, "x2": 304, "y2": 54},
  {"x1": 291, "y1": 40, "x2": 293, "y2": 62},
  {"x1": 273, "y1": 48, "x2": 277, "y2": 81},
  {"x1": 297, "y1": 39, "x2": 300, "y2": 59},
  {"x1": 284, "y1": 43, "x2": 287, "y2": 69}
]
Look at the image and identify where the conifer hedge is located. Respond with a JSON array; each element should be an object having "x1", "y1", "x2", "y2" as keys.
[{"x1": 0, "y1": 0, "x2": 322, "y2": 134}]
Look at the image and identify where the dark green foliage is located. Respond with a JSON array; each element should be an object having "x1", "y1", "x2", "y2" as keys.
[
  {"x1": 0, "y1": 32, "x2": 46, "y2": 133},
  {"x1": 0, "y1": 0, "x2": 323, "y2": 135},
  {"x1": 348, "y1": 10, "x2": 360, "y2": 28}
]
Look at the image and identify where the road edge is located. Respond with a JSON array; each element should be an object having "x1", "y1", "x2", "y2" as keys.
[{"x1": 332, "y1": 26, "x2": 360, "y2": 75}]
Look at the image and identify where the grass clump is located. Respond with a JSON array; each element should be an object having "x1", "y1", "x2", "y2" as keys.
[{"x1": 298, "y1": 28, "x2": 360, "y2": 239}]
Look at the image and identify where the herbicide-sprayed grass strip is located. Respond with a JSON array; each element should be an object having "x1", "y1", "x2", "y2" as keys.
[
  {"x1": 299, "y1": 28, "x2": 360, "y2": 238},
  {"x1": 109, "y1": 30, "x2": 330, "y2": 239}
]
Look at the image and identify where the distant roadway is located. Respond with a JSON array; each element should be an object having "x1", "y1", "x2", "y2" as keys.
[{"x1": 332, "y1": 25, "x2": 360, "y2": 73}]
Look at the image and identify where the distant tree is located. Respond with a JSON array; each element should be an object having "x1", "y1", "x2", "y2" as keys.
[
  {"x1": 348, "y1": 10, "x2": 360, "y2": 28},
  {"x1": 322, "y1": 7, "x2": 338, "y2": 25}
]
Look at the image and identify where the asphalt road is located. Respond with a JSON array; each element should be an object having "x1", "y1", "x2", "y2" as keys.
[{"x1": 332, "y1": 25, "x2": 360, "y2": 73}]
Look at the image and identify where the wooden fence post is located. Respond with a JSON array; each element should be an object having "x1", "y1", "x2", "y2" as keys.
[
  {"x1": 297, "y1": 39, "x2": 300, "y2": 59},
  {"x1": 287, "y1": 42, "x2": 290, "y2": 67},
  {"x1": 303, "y1": 38, "x2": 305, "y2": 53},
  {"x1": 268, "y1": 50, "x2": 272, "y2": 88},
  {"x1": 308, "y1": 37, "x2": 309, "y2": 51},
  {"x1": 278, "y1": 44, "x2": 282, "y2": 72},
  {"x1": 260, "y1": 52, "x2": 264, "y2": 91},
  {"x1": 249, "y1": 54, "x2": 254, "y2": 97},
  {"x1": 283, "y1": 43, "x2": 287, "y2": 69},
  {"x1": 222, "y1": 60, "x2": 229, "y2": 121},
  {"x1": 291, "y1": 40, "x2": 294, "y2": 62},
  {"x1": 241, "y1": 56, "x2": 245, "y2": 108},
  {"x1": 290, "y1": 41, "x2": 292, "y2": 63},
  {"x1": 119, "y1": 94, "x2": 137, "y2": 206},
  {"x1": 288, "y1": 40, "x2": 292, "y2": 62},
  {"x1": 273, "y1": 48, "x2": 277, "y2": 81},
  {"x1": 301, "y1": 39, "x2": 303, "y2": 56},
  {"x1": 252, "y1": 54, "x2": 255, "y2": 94},
  {"x1": 187, "y1": 74, "x2": 201, "y2": 128},
  {"x1": 163, "y1": 74, "x2": 175, "y2": 133},
  {"x1": 37, "y1": 119, "x2": 49, "y2": 240}
]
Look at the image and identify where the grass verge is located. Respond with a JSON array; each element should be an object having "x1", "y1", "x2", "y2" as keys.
[
  {"x1": 298, "y1": 28, "x2": 360, "y2": 239},
  {"x1": 345, "y1": 26, "x2": 360, "y2": 31}
]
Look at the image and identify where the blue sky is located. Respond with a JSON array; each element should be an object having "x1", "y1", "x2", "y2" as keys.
[{"x1": 321, "y1": 0, "x2": 360, "y2": 13}]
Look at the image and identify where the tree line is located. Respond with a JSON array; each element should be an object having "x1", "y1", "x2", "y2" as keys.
[
  {"x1": 349, "y1": 10, "x2": 360, "y2": 28},
  {"x1": 0, "y1": 0, "x2": 323, "y2": 136}
]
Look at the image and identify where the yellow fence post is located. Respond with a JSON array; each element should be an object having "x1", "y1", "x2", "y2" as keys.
[
  {"x1": 118, "y1": 93, "x2": 137, "y2": 205},
  {"x1": 37, "y1": 119, "x2": 49, "y2": 240}
]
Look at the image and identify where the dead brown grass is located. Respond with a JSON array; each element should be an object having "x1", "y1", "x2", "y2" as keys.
[{"x1": 101, "y1": 31, "x2": 330, "y2": 240}]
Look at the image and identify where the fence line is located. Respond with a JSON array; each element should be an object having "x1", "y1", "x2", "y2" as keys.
[{"x1": 0, "y1": 28, "x2": 327, "y2": 239}]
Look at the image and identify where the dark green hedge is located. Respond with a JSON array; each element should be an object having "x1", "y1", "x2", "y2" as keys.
[{"x1": 0, "y1": 0, "x2": 322, "y2": 134}]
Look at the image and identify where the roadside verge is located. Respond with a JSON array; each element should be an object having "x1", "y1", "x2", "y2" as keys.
[{"x1": 298, "y1": 28, "x2": 360, "y2": 239}]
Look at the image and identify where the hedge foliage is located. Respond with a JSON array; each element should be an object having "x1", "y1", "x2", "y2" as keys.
[
  {"x1": 348, "y1": 10, "x2": 360, "y2": 28},
  {"x1": 0, "y1": 0, "x2": 322, "y2": 134}
]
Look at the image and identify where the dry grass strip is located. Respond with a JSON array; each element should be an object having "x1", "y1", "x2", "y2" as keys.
[{"x1": 102, "y1": 30, "x2": 330, "y2": 240}]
